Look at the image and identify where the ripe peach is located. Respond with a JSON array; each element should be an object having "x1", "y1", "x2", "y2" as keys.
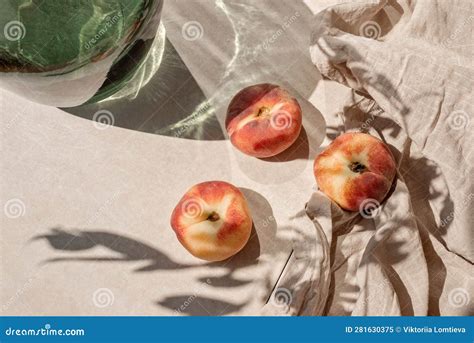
[
  {"x1": 170, "y1": 181, "x2": 253, "y2": 261},
  {"x1": 314, "y1": 132, "x2": 396, "y2": 212},
  {"x1": 226, "y1": 83, "x2": 302, "y2": 158}
]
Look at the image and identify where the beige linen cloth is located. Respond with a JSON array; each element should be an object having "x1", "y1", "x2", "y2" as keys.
[{"x1": 262, "y1": 0, "x2": 473, "y2": 316}]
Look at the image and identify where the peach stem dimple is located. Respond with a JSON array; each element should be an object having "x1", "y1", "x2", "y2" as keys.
[
  {"x1": 256, "y1": 107, "x2": 270, "y2": 117},
  {"x1": 349, "y1": 161, "x2": 366, "y2": 173},
  {"x1": 207, "y1": 212, "x2": 220, "y2": 222}
]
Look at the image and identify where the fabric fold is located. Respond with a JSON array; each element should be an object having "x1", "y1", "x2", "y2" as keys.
[{"x1": 263, "y1": 0, "x2": 472, "y2": 316}]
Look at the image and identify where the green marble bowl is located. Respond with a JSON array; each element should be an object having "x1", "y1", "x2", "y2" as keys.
[{"x1": 0, "y1": 0, "x2": 163, "y2": 107}]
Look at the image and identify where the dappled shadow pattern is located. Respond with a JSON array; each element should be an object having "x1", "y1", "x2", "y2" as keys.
[
  {"x1": 157, "y1": 296, "x2": 246, "y2": 316},
  {"x1": 33, "y1": 228, "x2": 195, "y2": 272},
  {"x1": 34, "y1": 221, "x2": 263, "y2": 315},
  {"x1": 312, "y1": 27, "x2": 456, "y2": 313},
  {"x1": 62, "y1": 37, "x2": 225, "y2": 141}
]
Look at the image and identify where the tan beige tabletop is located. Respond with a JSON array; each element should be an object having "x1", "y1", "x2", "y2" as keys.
[{"x1": 1, "y1": 1, "x2": 346, "y2": 315}]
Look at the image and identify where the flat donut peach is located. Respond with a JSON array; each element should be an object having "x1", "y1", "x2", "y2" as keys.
[
  {"x1": 314, "y1": 132, "x2": 396, "y2": 212},
  {"x1": 226, "y1": 83, "x2": 302, "y2": 158},
  {"x1": 170, "y1": 181, "x2": 252, "y2": 261}
]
